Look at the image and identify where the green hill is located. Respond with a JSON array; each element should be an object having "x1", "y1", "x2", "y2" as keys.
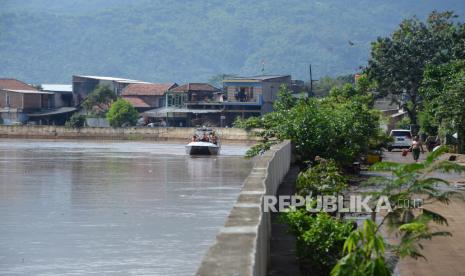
[{"x1": 1, "y1": 0, "x2": 464, "y2": 84}]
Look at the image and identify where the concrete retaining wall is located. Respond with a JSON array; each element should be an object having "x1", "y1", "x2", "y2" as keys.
[
  {"x1": 197, "y1": 140, "x2": 292, "y2": 276},
  {"x1": 0, "y1": 125, "x2": 260, "y2": 142}
]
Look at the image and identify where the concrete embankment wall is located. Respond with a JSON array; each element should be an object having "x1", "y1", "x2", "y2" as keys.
[
  {"x1": 197, "y1": 140, "x2": 292, "y2": 276},
  {"x1": 0, "y1": 125, "x2": 260, "y2": 142}
]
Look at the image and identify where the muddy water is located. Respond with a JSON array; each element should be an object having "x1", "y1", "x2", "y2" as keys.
[{"x1": 0, "y1": 139, "x2": 252, "y2": 275}]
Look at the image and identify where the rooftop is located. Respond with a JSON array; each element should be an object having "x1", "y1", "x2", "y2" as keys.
[
  {"x1": 0, "y1": 78, "x2": 38, "y2": 91},
  {"x1": 169, "y1": 83, "x2": 220, "y2": 93},
  {"x1": 122, "y1": 83, "x2": 177, "y2": 96},
  {"x1": 1, "y1": 89, "x2": 53, "y2": 95},
  {"x1": 41, "y1": 84, "x2": 72, "y2": 93},
  {"x1": 73, "y1": 75, "x2": 150, "y2": 84},
  {"x1": 122, "y1": 96, "x2": 151, "y2": 108},
  {"x1": 223, "y1": 75, "x2": 291, "y2": 82}
]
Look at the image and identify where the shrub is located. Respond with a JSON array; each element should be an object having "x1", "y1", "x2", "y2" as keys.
[
  {"x1": 296, "y1": 158, "x2": 347, "y2": 197},
  {"x1": 106, "y1": 99, "x2": 139, "y2": 128},
  {"x1": 283, "y1": 211, "x2": 354, "y2": 274},
  {"x1": 65, "y1": 114, "x2": 86, "y2": 128}
]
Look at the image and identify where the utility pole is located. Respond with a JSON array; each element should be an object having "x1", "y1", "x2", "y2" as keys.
[{"x1": 308, "y1": 64, "x2": 318, "y2": 97}]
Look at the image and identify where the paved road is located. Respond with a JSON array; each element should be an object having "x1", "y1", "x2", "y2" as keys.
[{"x1": 381, "y1": 150, "x2": 465, "y2": 276}]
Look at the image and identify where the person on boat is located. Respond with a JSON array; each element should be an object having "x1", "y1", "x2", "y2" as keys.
[
  {"x1": 210, "y1": 132, "x2": 218, "y2": 145},
  {"x1": 191, "y1": 135, "x2": 197, "y2": 142},
  {"x1": 410, "y1": 136, "x2": 425, "y2": 162}
]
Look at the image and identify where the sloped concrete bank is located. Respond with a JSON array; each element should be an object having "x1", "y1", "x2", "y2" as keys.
[
  {"x1": 0, "y1": 125, "x2": 260, "y2": 142},
  {"x1": 197, "y1": 141, "x2": 292, "y2": 276}
]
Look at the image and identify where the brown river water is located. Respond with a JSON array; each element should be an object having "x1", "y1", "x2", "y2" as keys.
[{"x1": 0, "y1": 139, "x2": 252, "y2": 275}]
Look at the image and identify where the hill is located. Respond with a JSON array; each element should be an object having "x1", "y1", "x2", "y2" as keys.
[{"x1": 1, "y1": 0, "x2": 464, "y2": 84}]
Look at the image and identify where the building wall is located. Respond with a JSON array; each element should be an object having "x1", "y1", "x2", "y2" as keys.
[
  {"x1": 22, "y1": 93, "x2": 44, "y2": 110},
  {"x1": 138, "y1": 95, "x2": 164, "y2": 108},
  {"x1": 0, "y1": 90, "x2": 23, "y2": 108}
]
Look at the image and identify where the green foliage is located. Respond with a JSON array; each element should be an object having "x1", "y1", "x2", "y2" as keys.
[
  {"x1": 243, "y1": 80, "x2": 380, "y2": 167},
  {"x1": 273, "y1": 84, "x2": 298, "y2": 111},
  {"x1": 282, "y1": 211, "x2": 354, "y2": 275},
  {"x1": 367, "y1": 11, "x2": 465, "y2": 125},
  {"x1": 82, "y1": 85, "x2": 117, "y2": 116},
  {"x1": 233, "y1": 116, "x2": 263, "y2": 130},
  {"x1": 65, "y1": 113, "x2": 86, "y2": 128},
  {"x1": 420, "y1": 60, "x2": 465, "y2": 153},
  {"x1": 331, "y1": 219, "x2": 391, "y2": 276},
  {"x1": 297, "y1": 158, "x2": 347, "y2": 196},
  {"x1": 313, "y1": 75, "x2": 354, "y2": 98},
  {"x1": 368, "y1": 146, "x2": 465, "y2": 258},
  {"x1": 395, "y1": 117, "x2": 411, "y2": 130},
  {"x1": 106, "y1": 99, "x2": 139, "y2": 127},
  {"x1": 2, "y1": 2, "x2": 465, "y2": 83}
]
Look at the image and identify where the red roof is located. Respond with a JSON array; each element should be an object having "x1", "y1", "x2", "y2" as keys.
[
  {"x1": 0, "y1": 78, "x2": 38, "y2": 91},
  {"x1": 169, "y1": 83, "x2": 220, "y2": 93},
  {"x1": 122, "y1": 96, "x2": 151, "y2": 108},
  {"x1": 122, "y1": 83, "x2": 177, "y2": 96}
]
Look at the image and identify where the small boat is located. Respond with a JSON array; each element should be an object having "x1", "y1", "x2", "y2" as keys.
[{"x1": 186, "y1": 127, "x2": 220, "y2": 155}]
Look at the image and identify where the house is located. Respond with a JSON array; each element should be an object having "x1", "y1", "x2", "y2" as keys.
[
  {"x1": 222, "y1": 75, "x2": 292, "y2": 115},
  {"x1": 0, "y1": 78, "x2": 53, "y2": 124},
  {"x1": 144, "y1": 83, "x2": 222, "y2": 127},
  {"x1": 121, "y1": 83, "x2": 178, "y2": 112},
  {"x1": 41, "y1": 84, "x2": 73, "y2": 108},
  {"x1": 72, "y1": 75, "x2": 150, "y2": 105}
]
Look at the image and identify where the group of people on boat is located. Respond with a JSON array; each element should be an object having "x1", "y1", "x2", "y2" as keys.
[{"x1": 191, "y1": 132, "x2": 218, "y2": 145}]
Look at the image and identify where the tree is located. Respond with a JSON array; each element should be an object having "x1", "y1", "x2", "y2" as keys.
[
  {"x1": 313, "y1": 74, "x2": 355, "y2": 98},
  {"x1": 82, "y1": 85, "x2": 117, "y2": 116},
  {"x1": 366, "y1": 11, "x2": 463, "y2": 127},
  {"x1": 106, "y1": 99, "x2": 139, "y2": 128},
  {"x1": 65, "y1": 114, "x2": 86, "y2": 128},
  {"x1": 237, "y1": 82, "x2": 380, "y2": 167},
  {"x1": 420, "y1": 60, "x2": 465, "y2": 153}
]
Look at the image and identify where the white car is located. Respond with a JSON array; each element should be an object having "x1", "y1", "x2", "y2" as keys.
[{"x1": 387, "y1": 129, "x2": 412, "y2": 151}]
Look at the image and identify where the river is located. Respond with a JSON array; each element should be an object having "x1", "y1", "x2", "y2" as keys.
[{"x1": 0, "y1": 139, "x2": 252, "y2": 275}]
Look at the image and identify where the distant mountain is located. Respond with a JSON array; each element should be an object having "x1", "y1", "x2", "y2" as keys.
[{"x1": 1, "y1": 0, "x2": 464, "y2": 84}]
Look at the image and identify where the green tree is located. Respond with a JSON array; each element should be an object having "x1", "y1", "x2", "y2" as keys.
[
  {"x1": 82, "y1": 85, "x2": 117, "y2": 116},
  {"x1": 106, "y1": 99, "x2": 139, "y2": 128},
  {"x1": 420, "y1": 60, "x2": 465, "y2": 153},
  {"x1": 296, "y1": 158, "x2": 347, "y2": 196},
  {"x1": 238, "y1": 81, "x2": 380, "y2": 167},
  {"x1": 366, "y1": 11, "x2": 463, "y2": 127},
  {"x1": 313, "y1": 74, "x2": 355, "y2": 98},
  {"x1": 65, "y1": 113, "x2": 86, "y2": 128}
]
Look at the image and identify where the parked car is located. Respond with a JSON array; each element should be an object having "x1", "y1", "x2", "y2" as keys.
[{"x1": 387, "y1": 129, "x2": 412, "y2": 151}]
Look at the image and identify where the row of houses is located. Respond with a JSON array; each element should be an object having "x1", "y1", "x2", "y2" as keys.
[{"x1": 0, "y1": 74, "x2": 300, "y2": 127}]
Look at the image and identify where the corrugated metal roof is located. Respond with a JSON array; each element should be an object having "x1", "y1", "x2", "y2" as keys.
[
  {"x1": 223, "y1": 75, "x2": 290, "y2": 82},
  {"x1": 122, "y1": 83, "x2": 177, "y2": 96},
  {"x1": 73, "y1": 75, "x2": 150, "y2": 84},
  {"x1": 41, "y1": 84, "x2": 72, "y2": 93},
  {"x1": 1, "y1": 89, "x2": 53, "y2": 94}
]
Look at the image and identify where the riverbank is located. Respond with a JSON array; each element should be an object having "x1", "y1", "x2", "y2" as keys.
[{"x1": 0, "y1": 125, "x2": 260, "y2": 143}]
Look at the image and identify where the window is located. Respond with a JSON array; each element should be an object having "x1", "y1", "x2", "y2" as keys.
[{"x1": 6, "y1": 94, "x2": 10, "y2": 106}]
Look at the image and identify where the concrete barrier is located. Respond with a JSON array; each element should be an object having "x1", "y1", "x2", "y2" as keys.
[
  {"x1": 197, "y1": 140, "x2": 292, "y2": 276},
  {"x1": 0, "y1": 125, "x2": 260, "y2": 142}
]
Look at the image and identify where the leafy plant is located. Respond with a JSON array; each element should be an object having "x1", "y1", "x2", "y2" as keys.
[
  {"x1": 367, "y1": 146, "x2": 465, "y2": 259},
  {"x1": 282, "y1": 211, "x2": 354, "y2": 275},
  {"x1": 82, "y1": 85, "x2": 117, "y2": 116},
  {"x1": 106, "y1": 99, "x2": 139, "y2": 128},
  {"x1": 65, "y1": 114, "x2": 86, "y2": 128},
  {"x1": 297, "y1": 158, "x2": 347, "y2": 196},
  {"x1": 331, "y1": 219, "x2": 391, "y2": 276},
  {"x1": 237, "y1": 83, "x2": 380, "y2": 167}
]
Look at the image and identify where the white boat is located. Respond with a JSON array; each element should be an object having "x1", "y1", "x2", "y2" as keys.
[{"x1": 185, "y1": 127, "x2": 221, "y2": 155}]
